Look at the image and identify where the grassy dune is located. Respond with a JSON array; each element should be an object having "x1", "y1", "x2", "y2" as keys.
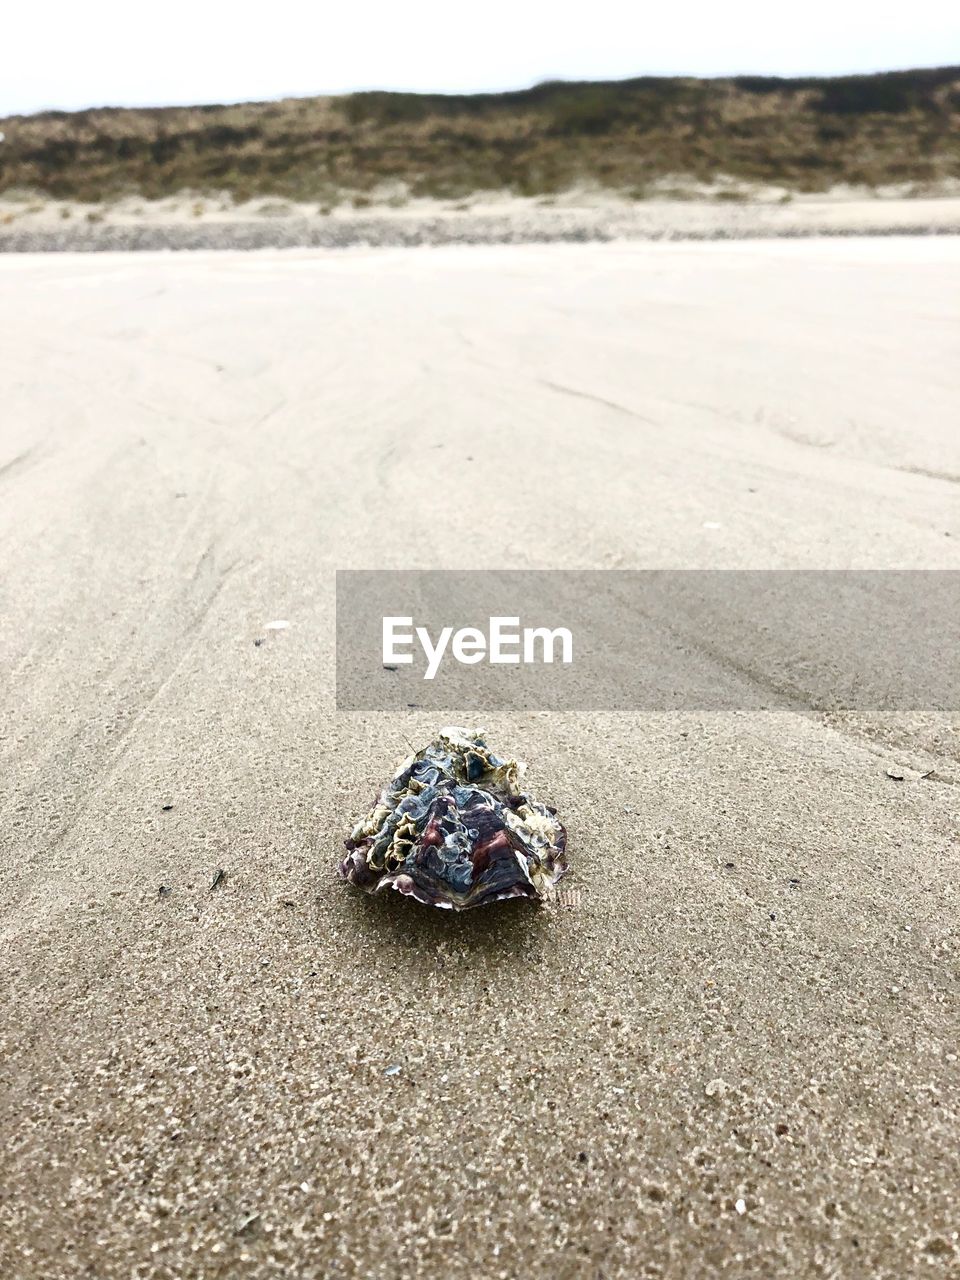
[{"x1": 2, "y1": 66, "x2": 959, "y2": 203}]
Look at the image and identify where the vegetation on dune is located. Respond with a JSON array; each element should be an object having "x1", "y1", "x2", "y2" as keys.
[{"x1": 1, "y1": 67, "x2": 958, "y2": 204}]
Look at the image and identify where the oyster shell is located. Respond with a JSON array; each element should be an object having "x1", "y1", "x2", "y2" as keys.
[{"x1": 340, "y1": 727, "x2": 568, "y2": 910}]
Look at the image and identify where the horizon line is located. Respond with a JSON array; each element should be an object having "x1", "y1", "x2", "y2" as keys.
[{"x1": 4, "y1": 60, "x2": 958, "y2": 121}]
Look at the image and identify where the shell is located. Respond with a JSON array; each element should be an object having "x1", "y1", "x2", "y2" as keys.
[{"x1": 340, "y1": 727, "x2": 568, "y2": 910}]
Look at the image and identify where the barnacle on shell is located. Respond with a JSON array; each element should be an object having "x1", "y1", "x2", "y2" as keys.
[{"x1": 339, "y1": 727, "x2": 568, "y2": 910}]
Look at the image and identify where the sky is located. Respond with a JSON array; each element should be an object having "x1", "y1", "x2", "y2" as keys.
[{"x1": 3, "y1": 0, "x2": 959, "y2": 116}]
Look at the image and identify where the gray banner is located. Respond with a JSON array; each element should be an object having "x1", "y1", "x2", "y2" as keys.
[{"x1": 336, "y1": 570, "x2": 959, "y2": 711}]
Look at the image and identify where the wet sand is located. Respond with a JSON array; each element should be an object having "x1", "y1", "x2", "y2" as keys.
[{"x1": 0, "y1": 240, "x2": 958, "y2": 1278}]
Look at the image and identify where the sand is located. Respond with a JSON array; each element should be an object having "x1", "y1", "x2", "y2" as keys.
[
  {"x1": 1, "y1": 190, "x2": 960, "y2": 252},
  {"x1": 0, "y1": 240, "x2": 958, "y2": 1279}
]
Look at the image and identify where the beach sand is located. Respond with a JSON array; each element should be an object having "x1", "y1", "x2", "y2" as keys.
[
  {"x1": 2, "y1": 190, "x2": 960, "y2": 252},
  {"x1": 0, "y1": 240, "x2": 958, "y2": 1278}
]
